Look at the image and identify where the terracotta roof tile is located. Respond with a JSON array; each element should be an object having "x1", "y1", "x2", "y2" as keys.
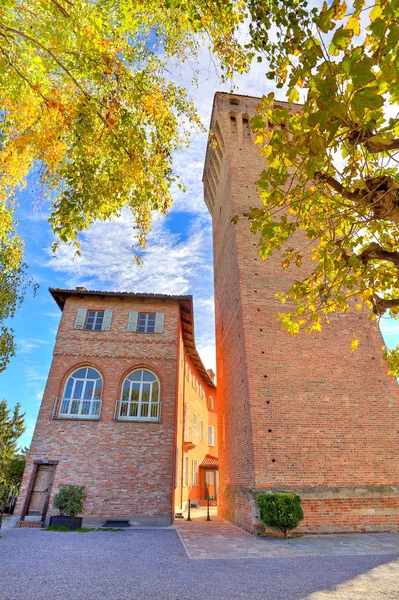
[{"x1": 199, "y1": 454, "x2": 218, "y2": 468}]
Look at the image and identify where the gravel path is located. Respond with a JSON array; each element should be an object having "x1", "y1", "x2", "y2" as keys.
[{"x1": 1, "y1": 529, "x2": 399, "y2": 600}]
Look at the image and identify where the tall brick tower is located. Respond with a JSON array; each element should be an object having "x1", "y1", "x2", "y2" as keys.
[{"x1": 204, "y1": 92, "x2": 399, "y2": 534}]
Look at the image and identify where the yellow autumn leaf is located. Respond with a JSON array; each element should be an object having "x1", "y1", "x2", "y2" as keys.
[{"x1": 346, "y1": 15, "x2": 360, "y2": 35}]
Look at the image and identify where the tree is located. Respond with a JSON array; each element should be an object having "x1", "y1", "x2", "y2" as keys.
[
  {"x1": 0, "y1": 448, "x2": 28, "y2": 507},
  {"x1": 0, "y1": 399, "x2": 25, "y2": 465},
  {"x1": 0, "y1": 0, "x2": 249, "y2": 371},
  {"x1": 240, "y1": 0, "x2": 399, "y2": 372},
  {"x1": 257, "y1": 492, "x2": 304, "y2": 538},
  {"x1": 0, "y1": 400, "x2": 25, "y2": 504}
]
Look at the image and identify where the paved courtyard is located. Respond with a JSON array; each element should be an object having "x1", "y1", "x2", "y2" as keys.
[
  {"x1": 175, "y1": 508, "x2": 399, "y2": 559},
  {"x1": 1, "y1": 513, "x2": 399, "y2": 600}
]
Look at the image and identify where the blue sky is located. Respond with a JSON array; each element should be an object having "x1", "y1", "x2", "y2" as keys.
[{"x1": 1, "y1": 46, "x2": 399, "y2": 449}]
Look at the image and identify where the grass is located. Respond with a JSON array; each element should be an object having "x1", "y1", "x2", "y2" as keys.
[{"x1": 45, "y1": 525, "x2": 124, "y2": 532}]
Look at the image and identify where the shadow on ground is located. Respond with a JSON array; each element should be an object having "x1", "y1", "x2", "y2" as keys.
[{"x1": 1, "y1": 528, "x2": 399, "y2": 599}]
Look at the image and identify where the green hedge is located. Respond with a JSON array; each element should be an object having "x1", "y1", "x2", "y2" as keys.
[
  {"x1": 53, "y1": 484, "x2": 87, "y2": 517},
  {"x1": 257, "y1": 493, "x2": 304, "y2": 538}
]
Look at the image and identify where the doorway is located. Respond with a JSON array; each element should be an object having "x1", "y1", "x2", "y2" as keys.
[
  {"x1": 21, "y1": 461, "x2": 57, "y2": 522},
  {"x1": 204, "y1": 469, "x2": 218, "y2": 501}
]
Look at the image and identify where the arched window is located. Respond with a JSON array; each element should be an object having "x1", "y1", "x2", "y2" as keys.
[
  {"x1": 208, "y1": 396, "x2": 215, "y2": 411},
  {"x1": 119, "y1": 369, "x2": 160, "y2": 421},
  {"x1": 59, "y1": 367, "x2": 102, "y2": 419}
]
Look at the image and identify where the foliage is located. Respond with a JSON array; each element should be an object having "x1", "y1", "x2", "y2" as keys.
[
  {"x1": 257, "y1": 492, "x2": 304, "y2": 538},
  {"x1": 1, "y1": 450, "x2": 27, "y2": 491},
  {"x1": 240, "y1": 0, "x2": 399, "y2": 372},
  {"x1": 53, "y1": 484, "x2": 87, "y2": 517},
  {"x1": 0, "y1": 0, "x2": 250, "y2": 371},
  {"x1": 45, "y1": 524, "x2": 76, "y2": 532},
  {"x1": 0, "y1": 399, "x2": 25, "y2": 466},
  {"x1": 0, "y1": 402, "x2": 26, "y2": 507}
]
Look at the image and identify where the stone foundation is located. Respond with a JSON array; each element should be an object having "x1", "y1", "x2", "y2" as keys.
[{"x1": 219, "y1": 485, "x2": 399, "y2": 535}]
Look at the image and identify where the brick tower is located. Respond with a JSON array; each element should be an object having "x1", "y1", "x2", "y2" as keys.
[{"x1": 204, "y1": 92, "x2": 399, "y2": 534}]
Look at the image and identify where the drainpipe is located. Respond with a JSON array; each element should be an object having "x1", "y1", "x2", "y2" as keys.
[{"x1": 180, "y1": 350, "x2": 197, "y2": 511}]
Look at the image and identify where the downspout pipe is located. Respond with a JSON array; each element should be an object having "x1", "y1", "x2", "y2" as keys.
[{"x1": 180, "y1": 350, "x2": 197, "y2": 511}]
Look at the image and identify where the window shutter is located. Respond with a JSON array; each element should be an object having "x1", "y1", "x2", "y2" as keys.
[
  {"x1": 102, "y1": 310, "x2": 113, "y2": 331},
  {"x1": 154, "y1": 312, "x2": 164, "y2": 333},
  {"x1": 127, "y1": 311, "x2": 139, "y2": 332},
  {"x1": 74, "y1": 308, "x2": 87, "y2": 329}
]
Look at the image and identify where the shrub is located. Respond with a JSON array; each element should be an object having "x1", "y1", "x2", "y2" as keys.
[
  {"x1": 53, "y1": 484, "x2": 87, "y2": 517},
  {"x1": 257, "y1": 493, "x2": 304, "y2": 538}
]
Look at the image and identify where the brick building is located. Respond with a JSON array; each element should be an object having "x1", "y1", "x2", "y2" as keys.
[
  {"x1": 13, "y1": 288, "x2": 217, "y2": 527},
  {"x1": 203, "y1": 92, "x2": 399, "y2": 534}
]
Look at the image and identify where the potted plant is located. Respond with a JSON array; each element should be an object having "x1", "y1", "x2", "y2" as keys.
[{"x1": 49, "y1": 484, "x2": 87, "y2": 530}]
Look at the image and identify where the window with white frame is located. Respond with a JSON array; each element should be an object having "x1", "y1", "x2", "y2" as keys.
[
  {"x1": 208, "y1": 396, "x2": 215, "y2": 411},
  {"x1": 138, "y1": 313, "x2": 156, "y2": 333},
  {"x1": 208, "y1": 425, "x2": 215, "y2": 447},
  {"x1": 59, "y1": 367, "x2": 102, "y2": 419},
  {"x1": 185, "y1": 363, "x2": 190, "y2": 381},
  {"x1": 199, "y1": 385, "x2": 204, "y2": 400},
  {"x1": 85, "y1": 311, "x2": 104, "y2": 330},
  {"x1": 192, "y1": 459, "x2": 198, "y2": 486},
  {"x1": 200, "y1": 419, "x2": 204, "y2": 441},
  {"x1": 74, "y1": 308, "x2": 113, "y2": 331},
  {"x1": 119, "y1": 369, "x2": 160, "y2": 421},
  {"x1": 184, "y1": 404, "x2": 189, "y2": 441},
  {"x1": 183, "y1": 456, "x2": 189, "y2": 487},
  {"x1": 175, "y1": 447, "x2": 179, "y2": 489},
  {"x1": 193, "y1": 413, "x2": 197, "y2": 438},
  {"x1": 192, "y1": 375, "x2": 198, "y2": 392}
]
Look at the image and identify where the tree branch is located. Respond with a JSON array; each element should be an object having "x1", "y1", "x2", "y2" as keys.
[
  {"x1": 372, "y1": 294, "x2": 399, "y2": 316},
  {"x1": 314, "y1": 172, "x2": 365, "y2": 202},
  {"x1": 360, "y1": 242, "x2": 399, "y2": 267},
  {"x1": 366, "y1": 138, "x2": 399, "y2": 153},
  {"x1": 0, "y1": 22, "x2": 90, "y2": 102},
  {"x1": 48, "y1": 0, "x2": 71, "y2": 18}
]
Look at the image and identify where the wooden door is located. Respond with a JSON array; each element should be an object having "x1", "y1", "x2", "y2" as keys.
[
  {"x1": 204, "y1": 470, "x2": 217, "y2": 500},
  {"x1": 27, "y1": 465, "x2": 54, "y2": 516}
]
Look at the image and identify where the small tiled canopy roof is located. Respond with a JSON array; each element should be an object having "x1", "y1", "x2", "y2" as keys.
[{"x1": 200, "y1": 454, "x2": 218, "y2": 468}]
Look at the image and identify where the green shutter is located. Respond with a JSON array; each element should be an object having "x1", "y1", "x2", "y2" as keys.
[
  {"x1": 74, "y1": 308, "x2": 87, "y2": 329},
  {"x1": 155, "y1": 312, "x2": 164, "y2": 333},
  {"x1": 102, "y1": 310, "x2": 113, "y2": 330},
  {"x1": 127, "y1": 311, "x2": 139, "y2": 332}
]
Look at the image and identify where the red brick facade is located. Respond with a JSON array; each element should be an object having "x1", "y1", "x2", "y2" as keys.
[
  {"x1": 204, "y1": 92, "x2": 399, "y2": 534},
  {"x1": 14, "y1": 290, "x2": 216, "y2": 527}
]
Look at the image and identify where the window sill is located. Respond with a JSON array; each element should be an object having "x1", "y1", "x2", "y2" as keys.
[
  {"x1": 54, "y1": 415, "x2": 101, "y2": 421},
  {"x1": 115, "y1": 417, "x2": 160, "y2": 423}
]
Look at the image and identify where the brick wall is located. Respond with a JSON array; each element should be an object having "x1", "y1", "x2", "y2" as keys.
[{"x1": 205, "y1": 92, "x2": 399, "y2": 533}]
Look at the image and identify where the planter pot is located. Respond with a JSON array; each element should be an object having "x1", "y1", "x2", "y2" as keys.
[{"x1": 49, "y1": 515, "x2": 83, "y2": 530}]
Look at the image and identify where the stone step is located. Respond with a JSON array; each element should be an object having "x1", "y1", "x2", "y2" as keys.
[{"x1": 102, "y1": 520, "x2": 130, "y2": 528}]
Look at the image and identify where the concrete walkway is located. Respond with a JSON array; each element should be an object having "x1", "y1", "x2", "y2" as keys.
[{"x1": 174, "y1": 508, "x2": 399, "y2": 559}]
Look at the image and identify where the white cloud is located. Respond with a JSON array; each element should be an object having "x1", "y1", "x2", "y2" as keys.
[
  {"x1": 47, "y1": 212, "x2": 212, "y2": 293},
  {"x1": 45, "y1": 210, "x2": 216, "y2": 369},
  {"x1": 24, "y1": 364, "x2": 48, "y2": 382},
  {"x1": 18, "y1": 338, "x2": 50, "y2": 355}
]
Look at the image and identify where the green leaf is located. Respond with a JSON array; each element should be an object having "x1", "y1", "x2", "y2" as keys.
[
  {"x1": 352, "y1": 88, "x2": 384, "y2": 116},
  {"x1": 350, "y1": 57, "x2": 375, "y2": 86},
  {"x1": 329, "y1": 26, "x2": 353, "y2": 54}
]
